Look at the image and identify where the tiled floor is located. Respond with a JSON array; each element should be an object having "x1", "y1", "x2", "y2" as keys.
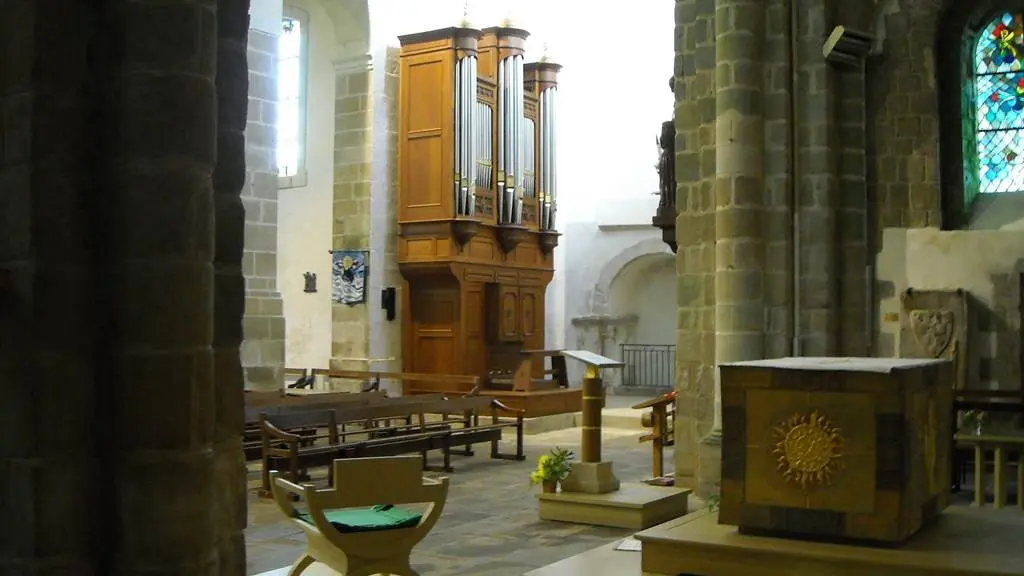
[{"x1": 245, "y1": 426, "x2": 674, "y2": 576}]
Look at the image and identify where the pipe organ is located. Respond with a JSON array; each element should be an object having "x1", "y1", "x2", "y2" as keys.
[{"x1": 397, "y1": 25, "x2": 573, "y2": 417}]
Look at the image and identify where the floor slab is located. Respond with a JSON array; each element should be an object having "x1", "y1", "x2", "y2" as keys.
[{"x1": 245, "y1": 427, "x2": 664, "y2": 575}]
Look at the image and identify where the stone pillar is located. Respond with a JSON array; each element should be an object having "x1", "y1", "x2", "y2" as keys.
[
  {"x1": 106, "y1": 0, "x2": 220, "y2": 569},
  {"x1": 242, "y1": 17, "x2": 286, "y2": 390},
  {"x1": 213, "y1": 0, "x2": 252, "y2": 572},
  {"x1": 330, "y1": 54, "x2": 374, "y2": 380},
  {"x1": 712, "y1": 0, "x2": 765, "y2": 445},
  {"x1": 673, "y1": 0, "x2": 718, "y2": 489},
  {"x1": 367, "y1": 47, "x2": 404, "y2": 389},
  {"x1": 0, "y1": 2, "x2": 97, "y2": 571},
  {"x1": 763, "y1": 0, "x2": 796, "y2": 360},
  {"x1": 796, "y1": 0, "x2": 839, "y2": 356}
]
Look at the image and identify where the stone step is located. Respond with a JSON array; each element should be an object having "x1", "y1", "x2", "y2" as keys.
[{"x1": 524, "y1": 538, "x2": 641, "y2": 576}]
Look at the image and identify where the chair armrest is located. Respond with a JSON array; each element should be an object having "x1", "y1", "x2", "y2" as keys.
[{"x1": 263, "y1": 421, "x2": 302, "y2": 443}]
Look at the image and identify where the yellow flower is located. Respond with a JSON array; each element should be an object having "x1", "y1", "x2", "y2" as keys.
[{"x1": 538, "y1": 454, "x2": 551, "y2": 465}]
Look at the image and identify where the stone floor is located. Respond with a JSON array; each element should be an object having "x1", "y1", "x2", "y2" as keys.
[{"x1": 245, "y1": 426, "x2": 673, "y2": 576}]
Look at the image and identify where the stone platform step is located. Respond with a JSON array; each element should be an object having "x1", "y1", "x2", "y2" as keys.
[
  {"x1": 538, "y1": 482, "x2": 691, "y2": 530},
  {"x1": 635, "y1": 506, "x2": 1024, "y2": 576},
  {"x1": 524, "y1": 538, "x2": 641, "y2": 575}
]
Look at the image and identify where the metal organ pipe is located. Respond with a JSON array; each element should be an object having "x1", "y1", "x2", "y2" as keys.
[
  {"x1": 461, "y1": 56, "x2": 470, "y2": 216},
  {"x1": 453, "y1": 57, "x2": 462, "y2": 216},
  {"x1": 550, "y1": 86, "x2": 557, "y2": 229},
  {"x1": 516, "y1": 55, "x2": 525, "y2": 225},
  {"x1": 496, "y1": 58, "x2": 505, "y2": 223},
  {"x1": 468, "y1": 55, "x2": 477, "y2": 216}
]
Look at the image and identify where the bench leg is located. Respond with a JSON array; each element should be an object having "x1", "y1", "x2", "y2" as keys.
[{"x1": 287, "y1": 553, "x2": 315, "y2": 576}]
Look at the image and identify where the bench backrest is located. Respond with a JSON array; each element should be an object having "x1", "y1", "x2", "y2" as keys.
[
  {"x1": 311, "y1": 368, "x2": 481, "y2": 396},
  {"x1": 260, "y1": 409, "x2": 337, "y2": 431}
]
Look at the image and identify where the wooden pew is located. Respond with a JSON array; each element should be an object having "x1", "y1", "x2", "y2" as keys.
[
  {"x1": 489, "y1": 349, "x2": 569, "y2": 392},
  {"x1": 633, "y1": 391, "x2": 676, "y2": 479},
  {"x1": 243, "y1": 389, "x2": 391, "y2": 460},
  {"x1": 258, "y1": 393, "x2": 527, "y2": 492},
  {"x1": 318, "y1": 369, "x2": 483, "y2": 398}
]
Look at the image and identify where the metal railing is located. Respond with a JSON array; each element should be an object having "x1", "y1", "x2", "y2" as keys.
[{"x1": 620, "y1": 344, "x2": 675, "y2": 389}]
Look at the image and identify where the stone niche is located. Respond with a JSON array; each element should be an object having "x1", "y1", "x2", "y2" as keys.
[
  {"x1": 569, "y1": 314, "x2": 637, "y2": 390},
  {"x1": 898, "y1": 289, "x2": 973, "y2": 390}
]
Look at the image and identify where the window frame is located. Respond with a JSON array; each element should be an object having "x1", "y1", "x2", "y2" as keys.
[
  {"x1": 278, "y1": 6, "x2": 311, "y2": 190},
  {"x1": 938, "y1": 1, "x2": 1024, "y2": 229}
]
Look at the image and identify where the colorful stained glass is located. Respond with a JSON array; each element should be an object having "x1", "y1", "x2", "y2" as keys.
[
  {"x1": 976, "y1": 12, "x2": 1024, "y2": 74},
  {"x1": 974, "y1": 12, "x2": 1024, "y2": 194}
]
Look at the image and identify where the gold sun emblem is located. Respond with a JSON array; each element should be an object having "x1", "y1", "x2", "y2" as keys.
[{"x1": 772, "y1": 410, "x2": 845, "y2": 489}]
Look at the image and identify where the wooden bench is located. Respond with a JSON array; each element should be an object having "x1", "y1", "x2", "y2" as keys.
[
  {"x1": 309, "y1": 368, "x2": 482, "y2": 398},
  {"x1": 259, "y1": 407, "x2": 454, "y2": 495},
  {"x1": 633, "y1": 391, "x2": 676, "y2": 479},
  {"x1": 383, "y1": 395, "x2": 526, "y2": 472},
  {"x1": 489, "y1": 349, "x2": 569, "y2": 392},
  {"x1": 243, "y1": 389, "x2": 389, "y2": 460},
  {"x1": 270, "y1": 456, "x2": 448, "y2": 576}
]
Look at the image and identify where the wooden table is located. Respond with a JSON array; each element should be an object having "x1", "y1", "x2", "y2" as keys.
[{"x1": 955, "y1": 426, "x2": 1024, "y2": 509}]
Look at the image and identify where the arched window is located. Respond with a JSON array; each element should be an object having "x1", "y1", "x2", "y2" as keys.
[
  {"x1": 939, "y1": 5, "x2": 1024, "y2": 228},
  {"x1": 971, "y1": 13, "x2": 1024, "y2": 198},
  {"x1": 278, "y1": 8, "x2": 309, "y2": 189}
]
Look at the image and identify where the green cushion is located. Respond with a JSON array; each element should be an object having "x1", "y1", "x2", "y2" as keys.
[{"x1": 296, "y1": 504, "x2": 422, "y2": 533}]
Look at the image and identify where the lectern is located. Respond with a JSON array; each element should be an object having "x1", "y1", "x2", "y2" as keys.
[
  {"x1": 559, "y1": 350, "x2": 623, "y2": 493},
  {"x1": 536, "y1": 351, "x2": 691, "y2": 530}
]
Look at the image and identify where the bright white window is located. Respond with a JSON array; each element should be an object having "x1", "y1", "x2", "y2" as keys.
[{"x1": 277, "y1": 9, "x2": 308, "y2": 188}]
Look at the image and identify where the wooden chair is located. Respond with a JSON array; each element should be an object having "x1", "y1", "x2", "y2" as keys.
[{"x1": 270, "y1": 456, "x2": 449, "y2": 576}]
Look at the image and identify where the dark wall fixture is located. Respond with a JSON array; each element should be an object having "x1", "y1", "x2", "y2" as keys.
[
  {"x1": 381, "y1": 287, "x2": 396, "y2": 321},
  {"x1": 0, "y1": 268, "x2": 10, "y2": 302},
  {"x1": 303, "y1": 272, "x2": 317, "y2": 293},
  {"x1": 652, "y1": 74, "x2": 678, "y2": 253}
]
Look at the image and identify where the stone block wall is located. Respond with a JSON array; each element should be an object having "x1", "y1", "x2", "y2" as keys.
[
  {"x1": 242, "y1": 28, "x2": 286, "y2": 390},
  {"x1": 0, "y1": 0, "x2": 248, "y2": 571},
  {"x1": 330, "y1": 56, "x2": 374, "y2": 377},
  {"x1": 670, "y1": 0, "x2": 988, "y2": 496}
]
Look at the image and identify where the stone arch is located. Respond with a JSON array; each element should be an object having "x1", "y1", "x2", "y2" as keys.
[
  {"x1": 590, "y1": 238, "x2": 674, "y2": 315},
  {"x1": 323, "y1": 0, "x2": 371, "y2": 58}
]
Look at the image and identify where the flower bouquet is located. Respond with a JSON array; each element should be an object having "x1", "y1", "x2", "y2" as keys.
[{"x1": 529, "y1": 446, "x2": 575, "y2": 493}]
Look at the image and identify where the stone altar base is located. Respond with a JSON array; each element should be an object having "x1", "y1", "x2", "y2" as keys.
[
  {"x1": 636, "y1": 507, "x2": 1024, "y2": 576},
  {"x1": 538, "y1": 482, "x2": 691, "y2": 530}
]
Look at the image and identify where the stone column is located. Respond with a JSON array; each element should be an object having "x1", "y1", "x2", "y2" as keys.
[
  {"x1": 213, "y1": 0, "x2": 252, "y2": 572},
  {"x1": 107, "y1": 0, "x2": 220, "y2": 570},
  {"x1": 367, "y1": 47, "x2": 404, "y2": 389},
  {"x1": 330, "y1": 53, "x2": 374, "y2": 380},
  {"x1": 712, "y1": 0, "x2": 765, "y2": 439},
  {"x1": 0, "y1": 2, "x2": 97, "y2": 571},
  {"x1": 242, "y1": 17, "x2": 286, "y2": 390},
  {"x1": 796, "y1": 0, "x2": 839, "y2": 356},
  {"x1": 673, "y1": 0, "x2": 718, "y2": 489}
]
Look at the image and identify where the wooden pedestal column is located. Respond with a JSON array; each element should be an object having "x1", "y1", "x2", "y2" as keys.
[{"x1": 580, "y1": 368, "x2": 603, "y2": 463}]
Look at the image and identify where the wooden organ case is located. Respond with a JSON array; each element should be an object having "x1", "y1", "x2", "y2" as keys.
[{"x1": 397, "y1": 25, "x2": 577, "y2": 416}]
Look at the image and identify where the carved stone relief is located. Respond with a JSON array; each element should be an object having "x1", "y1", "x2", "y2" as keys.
[
  {"x1": 570, "y1": 314, "x2": 637, "y2": 391},
  {"x1": 899, "y1": 289, "x2": 971, "y2": 390}
]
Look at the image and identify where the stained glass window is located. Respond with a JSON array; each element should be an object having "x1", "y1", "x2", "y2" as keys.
[
  {"x1": 972, "y1": 12, "x2": 1024, "y2": 195},
  {"x1": 277, "y1": 13, "x2": 306, "y2": 185}
]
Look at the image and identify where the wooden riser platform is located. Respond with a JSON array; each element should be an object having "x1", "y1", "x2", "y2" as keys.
[
  {"x1": 486, "y1": 387, "x2": 582, "y2": 418},
  {"x1": 404, "y1": 387, "x2": 581, "y2": 418},
  {"x1": 635, "y1": 506, "x2": 1024, "y2": 576}
]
